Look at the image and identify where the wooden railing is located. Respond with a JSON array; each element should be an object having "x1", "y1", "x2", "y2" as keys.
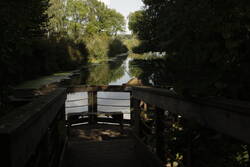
[
  {"x1": 66, "y1": 85, "x2": 131, "y2": 125},
  {"x1": 67, "y1": 85, "x2": 130, "y2": 93},
  {"x1": 0, "y1": 88, "x2": 67, "y2": 167},
  {"x1": 130, "y1": 86, "x2": 250, "y2": 167},
  {"x1": 3, "y1": 85, "x2": 250, "y2": 167}
]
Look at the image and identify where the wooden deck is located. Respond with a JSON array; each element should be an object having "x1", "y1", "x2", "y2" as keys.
[{"x1": 63, "y1": 124, "x2": 142, "y2": 167}]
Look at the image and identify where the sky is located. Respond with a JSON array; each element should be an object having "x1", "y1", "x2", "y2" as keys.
[{"x1": 99, "y1": 0, "x2": 144, "y2": 33}]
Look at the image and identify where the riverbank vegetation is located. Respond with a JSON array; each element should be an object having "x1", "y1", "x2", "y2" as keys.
[
  {"x1": 123, "y1": 36, "x2": 140, "y2": 52},
  {"x1": 0, "y1": 0, "x2": 128, "y2": 115}
]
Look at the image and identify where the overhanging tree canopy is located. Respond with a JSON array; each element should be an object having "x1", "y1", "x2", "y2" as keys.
[{"x1": 131, "y1": 0, "x2": 250, "y2": 99}]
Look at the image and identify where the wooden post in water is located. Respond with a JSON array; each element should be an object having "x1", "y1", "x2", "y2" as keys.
[
  {"x1": 88, "y1": 91, "x2": 97, "y2": 124},
  {"x1": 156, "y1": 107, "x2": 165, "y2": 162}
]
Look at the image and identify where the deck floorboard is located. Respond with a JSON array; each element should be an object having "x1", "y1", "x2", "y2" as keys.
[{"x1": 64, "y1": 124, "x2": 142, "y2": 167}]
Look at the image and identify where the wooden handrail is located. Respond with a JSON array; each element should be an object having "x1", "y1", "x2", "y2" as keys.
[
  {"x1": 131, "y1": 86, "x2": 250, "y2": 144},
  {"x1": 66, "y1": 98, "x2": 88, "y2": 102},
  {"x1": 0, "y1": 88, "x2": 67, "y2": 167},
  {"x1": 98, "y1": 97, "x2": 130, "y2": 100},
  {"x1": 98, "y1": 104, "x2": 130, "y2": 107},
  {"x1": 68, "y1": 85, "x2": 131, "y2": 93},
  {"x1": 132, "y1": 86, "x2": 250, "y2": 115}
]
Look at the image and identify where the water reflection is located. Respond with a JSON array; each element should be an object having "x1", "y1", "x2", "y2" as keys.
[
  {"x1": 66, "y1": 52, "x2": 168, "y2": 121},
  {"x1": 66, "y1": 53, "x2": 133, "y2": 121},
  {"x1": 80, "y1": 53, "x2": 129, "y2": 85},
  {"x1": 128, "y1": 57, "x2": 171, "y2": 87},
  {"x1": 77, "y1": 52, "x2": 168, "y2": 87}
]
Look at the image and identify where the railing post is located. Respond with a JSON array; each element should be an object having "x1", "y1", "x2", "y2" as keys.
[
  {"x1": 88, "y1": 91, "x2": 97, "y2": 124},
  {"x1": 40, "y1": 131, "x2": 50, "y2": 167},
  {"x1": 131, "y1": 96, "x2": 142, "y2": 137},
  {"x1": 156, "y1": 107, "x2": 165, "y2": 162},
  {"x1": 130, "y1": 92, "x2": 134, "y2": 123}
]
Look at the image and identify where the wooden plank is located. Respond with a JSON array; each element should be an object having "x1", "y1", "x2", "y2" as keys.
[
  {"x1": 65, "y1": 131, "x2": 142, "y2": 167},
  {"x1": 68, "y1": 85, "x2": 131, "y2": 93},
  {"x1": 0, "y1": 88, "x2": 67, "y2": 167},
  {"x1": 132, "y1": 87, "x2": 250, "y2": 144}
]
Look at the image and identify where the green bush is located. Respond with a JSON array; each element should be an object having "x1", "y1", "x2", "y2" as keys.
[
  {"x1": 84, "y1": 34, "x2": 110, "y2": 62},
  {"x1": 84, "y1": 34, "x2": 128, "y2": 62},
  {"x1": 108, "y1": 38, "x2": 128, "y2": 58}
]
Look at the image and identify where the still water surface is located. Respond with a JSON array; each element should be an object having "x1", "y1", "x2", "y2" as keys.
[{"x1": 66, "y1": 54, "x2": 135, "y2": 120}]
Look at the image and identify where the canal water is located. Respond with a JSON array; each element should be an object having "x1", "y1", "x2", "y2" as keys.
[{"x1": 66, "y1": 54, "x2": 135, "y2": 120}]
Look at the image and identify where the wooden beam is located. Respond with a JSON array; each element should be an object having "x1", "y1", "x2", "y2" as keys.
[
  {"x1": 68, "y1": 85, "x2": 131, "y2": 93},
  {"x1": 132, "y1": 87, "x2": 250, "y2": 144},
  {"x1": 0, "y1": 88, "x2": 67, "y2": 167}
]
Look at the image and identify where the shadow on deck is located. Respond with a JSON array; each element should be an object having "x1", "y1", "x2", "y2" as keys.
[{"x1": 63, "y1": 124, "x2": 142, "y2": 167}]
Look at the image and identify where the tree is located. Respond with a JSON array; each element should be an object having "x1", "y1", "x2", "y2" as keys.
[
  {"x1": 84, "y1": 0, "x2": 125, "y2": 36},
  {"x1": 0, "y1": 0, "x2": 50, "y2": 82},
  {"x1": 134, "y1": 0, "x2": 250, "y2": 99},
  {"x1": 105, "y1": 9, "x2": 126, "y2": 35},
  {"x1": 48, "y1": 0, "x2": 126, "y2": 40},
  {"x1": 65, "y1": 0, "x2": 89, "y2": 41},
  {"x1": 48, "y1": 0, "x2": 67, "y2": 37},
  {"x1": 128, "y1": 10, "x2": 143, "y2": 35},
  {"x1": 0, "y1": 0, "x2": 50, "y2": 114}
]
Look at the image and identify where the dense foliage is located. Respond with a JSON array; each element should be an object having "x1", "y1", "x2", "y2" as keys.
[
  {"x1": 108, "y1": 38, "x2": 128, "y2": 58},
  {"x1": 128, "y1": 11, "x2": 144, "y2": 35},
  {"x1": 129, "y1": 0, "x2": 250, "y2": 100},
  {"x1": 48, "y1": 0, "x2": 127, "y2": 62},
  {"x1": 48, "y1": 0, "x2": 125, "y2": 39},
  {"x1": 0, "y1": 0, "x2": 127, "y2": 115},
  {"x1": 123, "y1": 36, "x2": 141, "y2": 51},
  {"x1": 0, "y1": 0, "x2": 49, "y2": 112}
]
